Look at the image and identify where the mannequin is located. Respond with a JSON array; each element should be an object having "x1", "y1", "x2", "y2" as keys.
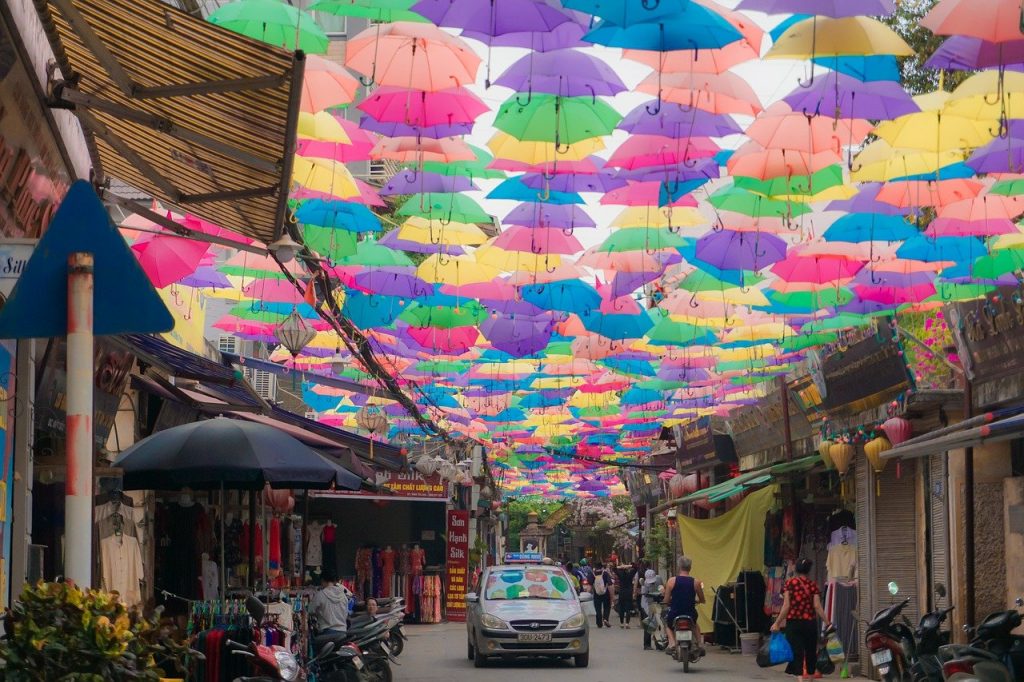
[
  {"x1": 381, "y1": 545, "x2": 396, "y2": 597},
  {"x1": 410, "y1": 544, "x2": 426, "y2": 576},
  {"x1": 200, "y1": 552, "x2": 219, "y2": 601},
  {"x1": 323, "y1": 520, "x2": 337, "y2": 576},
  {"x1": 305, "y1": 519, "x2": 324, "y2": 570}
]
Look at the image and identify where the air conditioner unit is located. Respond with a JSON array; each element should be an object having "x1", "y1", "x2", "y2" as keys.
[
  {"x1": 251, "y1": 370, "x2": 277, "y2": 401},
  {"x1": 305, "y1": 411, "x2": 318, "y2": 420}
]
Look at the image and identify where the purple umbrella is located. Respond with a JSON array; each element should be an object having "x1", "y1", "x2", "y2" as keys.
[
  {"x1": 852, "y1": 268, "x2": 932, "y2": 288},
  {"x1": 352, "y1": 267, "x2": 432, "y2": 298},
  {"x1": 784, "y1": 72, "x2": 919, "y2": 121},
  {"x1": 480, "y1": 313, "x2": 555, "y2": 357},
  {"x1": 518, "y1": 171, "x2": 625, "y2": 193},
  {"x1": 736, "y1": 0, "x2": 893, "y2": 16},
  {"x1": 967, "y1": 120, "x2": 1024, "y2": 173},
  {"x1": 464, "y1": 20, "x2": 589, "y2": 51},
  {"x1": 180, "y1": 266, "x2": 231, "y2": 289},
  {"x1": 827, "y1": 182, "x2": 912, "y2": 216},
  {"x1": 482, "y1": 298, "x2": 547, "y2": 315},
  {"x1": 925, "y1": 36, "x2": 1024, "y2": 71},
  {"x1": 610, "y1": 268, "x2": 664, "y2": 298},
  {"x1": 412, "y1": 0, "x2": 571, "y2": 36},
  {"x1": 619, "y1": 102, "x2": 743, "y2": 138},
  {"x1": 612, "y1": 159, "x2": 720, "y2": 183},
  {"x1": 503, "y1": 203, "x2": 595, "y2": 229},
  {"x1": 695, "y1": 230, "x2": 789, "y2": 271},
  {"x1": 379, "y1": 170, "x2": 477, "y2": 196},
  {"x1": 494, "y1": 48, "x2": 626, "y2": 96},
  {"x1": 358, "y1": 117, "x2": 474, "y2": 139},
  {"x1": 377, "y1": 230, "x2": 466, "y2": 255}
]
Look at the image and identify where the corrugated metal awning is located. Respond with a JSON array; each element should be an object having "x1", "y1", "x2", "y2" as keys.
[
  {"x1": 882, "y1": 412, "x2": 1024, "y2": 460},
  {"x1": 36, "y1": 0, "x2": 303, "y2": 244}
]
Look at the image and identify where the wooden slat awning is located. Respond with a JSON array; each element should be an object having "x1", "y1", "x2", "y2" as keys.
[{"x1": 36, "y1": 0, "x2": 303, "y2": 243}]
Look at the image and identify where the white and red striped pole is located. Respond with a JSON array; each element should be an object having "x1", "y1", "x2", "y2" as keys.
[{"x1": 65, "y1": 252, "x2": 94, "y2": 587}]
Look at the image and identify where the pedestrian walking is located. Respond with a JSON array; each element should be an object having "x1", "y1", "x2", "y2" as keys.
[
  {"x1": 771, "y1": 558, "x2": 831, "y2": 682},
  {"x1": 639, "y1": 567, "x2": 664, "y2": 650},
  {"x1": 615, "y1": 563, "x2": 637, "y2": 628},
  {"x1": 592, "y1": 561, "x2": 614, "y2": 628}
]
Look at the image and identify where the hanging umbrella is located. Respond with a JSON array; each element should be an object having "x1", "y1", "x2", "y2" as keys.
[
  {"x1": 921, "y1": 0, "x2": 1024, "y2": 44},
  {"x1": 397, "y1": 193, "x2": 491, "y2": 223},
  {"x1": 487, "y1": 132, "x2": 606, "y2": 163},
  {"x1": 298, "y1": 111, "x2": 351, "y2": 143},
  {"x1": 359, "y1": 118, "x2": 472, "y2": 139},
  {"x1": 132, "y1": 235, "x2": 210, "y2": 289},
  {"x1": 411, "y1": 0, "x2": 572, "y2": 36},
  {"x1": 746, "y1": 102, "x2": 873, "y2": 153},
  {"x1": 493, "y1": 94, "x2": 621, "y2": 145},
  {"x1": 309, "y1": 0, "x2": 428, "y2": 22},
  {"x1": 494, "y1": 49, "x2": 627, "y2": 97},
  {"x1": 822, "y1": 213, "x2": 918, "y2": 243},
  {"x1": 579, "y1": 5, "x2": 743, "y2": 51},
  {"x1": 292, "y1": 156, "x2": 360, "y2": 199},
  {"x1": 356, "y1": 86, "x2": 487, "y2": 126},
  {"x1": 370, "y1": 136, "x2": 476, "y2": 163},
  {"x1": 728, "y1": 143, "x2": 842, "y2": 180},
  {"x1": 636, "y1": 71, "x2": 763, "y2": 116},
  {"x1": 345, "y1": 22, "x2": 480, "y2": 89},
  {"x1": 397, "y1": 216, "x2": 488, "y2": 246},
  {"x1": 771, "y1": 253, "x2": 865, "y2": 283},
  {"x1": 783, "y1": 72, "x2": 919, "y2": 120},
  {"x1": 114, "y1": 417, "x2": 361, "y2": 490},
  {"x1": 695, "y1": 229, "x2": 789, "y2": 271},
  {"x1": 297, "y1": 119, "x2": 375, "y2": 163},
  {"x1": 926, "y1": 36, "x2": 1024, "y2": 71},
  {"x1": 295, "y1": 199, "x2": 382, "y2": 232},
  {"x1": 619, "y1": 101, "x2": 743, "y2": 138},
  {"x1": 504, "y1": 203, "x2": 595, "y2": 229},
  {"x1": 766, "y1": 16, "x2": 912, "y2": 59},
  {"x1": 207, "y1": 0, "x2": 329, "y2": 53},
  {"x1": 736, "y1": 0, "x2": 893, "y2": 16},
  {"x1": 301, "y1": 55, "x2": 359, "y2": 113}
]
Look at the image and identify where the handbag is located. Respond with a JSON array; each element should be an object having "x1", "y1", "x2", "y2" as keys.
[
  {"x1": 642, "y1": 612, "x2": 659, "y2": 633},
  {"x1": 825, "y1": 629, "x2": 845, "y2": 663},
  {"x1": 757, "y1": 632, "x2": 794, "y2": 668},
  {"x1": 817, "y1": 645, "x2": 836, "y2": 675}
]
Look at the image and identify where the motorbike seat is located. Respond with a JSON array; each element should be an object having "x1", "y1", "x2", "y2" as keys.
[{"x1": 978, "y1": 611, "x2": 1023, "y2": 640}]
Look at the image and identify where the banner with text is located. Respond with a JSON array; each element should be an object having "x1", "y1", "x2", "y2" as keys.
[
  {"x1": 445, "y1": 510, "x2": 470, "y2": 622},
  {"x1": 311, "y1": 471, "x2": 448, "y2": 502}
]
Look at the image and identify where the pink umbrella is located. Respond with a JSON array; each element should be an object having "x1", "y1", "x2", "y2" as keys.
[
  {"x1": 854, "y1": 282, "x2": 936, "y2": 305},
  {"x1": 927, "y1": 194, "x2": 1024, "y2": 236},
  {"x1": 301, "y1": 54, "x2": 359, "y2": 113},
  {"x1": 600, "y1": 181, "x2": 699, "y2": 207},
  {"x1": 370, "y1": 136, "x2": 475, "y2": 163},
  {"x1": 637, "y1": 71, "x2": 764, "y2": 116},
  {"x1": 492, "y1": 226, "x2": 583, "y2": 255},
  {"x1": 357, "y1": 86, "x2": 487, "y2": 126},
  {"x1": 297, "y1": 119, "x2": 376, "y2": 163},
  {"x1": 605, "y1": 134, "x2": 718, "y2": 170},
  {"x1": 407, "y1": 325, "x2": 479, "y2": 354},
  {"x1": 728, "y1": 141, "x2": 842, "y2": 180},
  {"x1": 131, "y1": 234, "x2": 210, "y2": 288},
  {"x1": 291, "y1": 178, "x2": 386, "y2": 206},
  {"x1": 771, "y1": 252, "x2": 865, "y2": 283},
  {"x1": 242, "y1": 278, "x2": 308, "y2": 304}
]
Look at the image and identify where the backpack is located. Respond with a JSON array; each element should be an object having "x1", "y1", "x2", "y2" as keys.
[{"x1": 594, "y1": 571, "x2": 608, "y2": 596}]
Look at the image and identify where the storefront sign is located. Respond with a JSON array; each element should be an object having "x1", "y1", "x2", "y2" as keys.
[
  {"x1": 949, "y1": 288, "x2": 1024, "y2": 384},
  {"x1": 677, "y1": 417, "x2": 715, "y2": 469},
  {"x1": 35, "y1": 338, "x2": 135, "y2": 449},
  {"x1": 312, "y1": 471, "x2": 448, "y2": 502},
  {"x1": 445, "y1": 510, "x2": 470, "y2": 622},
  {"x1": 818, "y1": 321, "x2": 910, "y2": 413},
  {"x1": 0, "y1": 238, "x2": 34, "y2": 300}
]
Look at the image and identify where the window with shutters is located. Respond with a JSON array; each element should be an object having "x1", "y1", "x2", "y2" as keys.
[{"x1": 217, "y1": 335, "x2": 239, "y2": 354}]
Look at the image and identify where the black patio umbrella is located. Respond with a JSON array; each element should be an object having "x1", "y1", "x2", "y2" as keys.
[{"x1": 113, "y1": 416, "x2": 362, "y2": 491}]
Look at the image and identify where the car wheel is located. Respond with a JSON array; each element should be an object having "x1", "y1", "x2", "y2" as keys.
[
  {"x1": 473, "y1": 648, "x2": 488, "y2": 668},
  {"x1": 467, "y1": 638, "x2": 475, "y2": 661},
  {"x1": 574, "y1": 652, "x2": 590, "y2": 668}
]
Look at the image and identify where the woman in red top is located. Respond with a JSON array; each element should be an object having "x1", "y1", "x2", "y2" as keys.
[{"x1": 771, "y1": 559, "x2": 830, "y2": 681}]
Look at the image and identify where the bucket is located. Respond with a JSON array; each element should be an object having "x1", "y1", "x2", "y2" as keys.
[{"x1": 740, "y1": 632, "x2": 760, "y2": 656}]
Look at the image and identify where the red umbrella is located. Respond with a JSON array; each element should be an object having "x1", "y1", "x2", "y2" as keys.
[
  {"x1": 132, "y1": 234, "x2": 210, "y2": 288},
  {"x1": 356, "y1": 86, "x2": 487, "y2": 126},
  {"x1": 876, "y1": 179, "x2": 984, "y2": 208}
]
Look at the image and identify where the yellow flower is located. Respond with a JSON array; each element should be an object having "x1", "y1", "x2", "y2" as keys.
[{"x1": 31, "y1": 637, "x2": 46, "y2": 651}]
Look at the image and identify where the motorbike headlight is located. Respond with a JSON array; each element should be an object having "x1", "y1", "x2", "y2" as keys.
[
  {"x1": 274, "y1": 650, "x2": 300, "y2": 681},
  {"x1": 481, "y1": 613, "x2": 510, "y2": 630},
  {"x1": 560, "y1": 613, "x2": 585, "y2": 630}
]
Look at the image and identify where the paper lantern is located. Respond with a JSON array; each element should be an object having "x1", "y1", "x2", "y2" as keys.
[
  {"x1": 882, "y1": 416, "x2": 912, "y2": 445},
  {"x1": 669, "y1": 473, "x2": 687, "y2": 498},
  {"x1": 415, "y1": 455, "x2": 439, "y2": 476},
  {"x1": 864, "y1": 436, "x2": 892, "y2": 496},
  {"x1": 693, "y1": 496, "x2": 719, "y2": 511},
  {"x1": 263, "y1": 485, "x2": 292, "y2": 512},
  {"x1": 818, "y1": 439, "x2": 835, "y2": 469},
  {"x1": 683, "y1": 473, "x2": 703, "y2": 494},
  {"x1": 829, "y1": 443, "x2": 855, "y2": 478}
]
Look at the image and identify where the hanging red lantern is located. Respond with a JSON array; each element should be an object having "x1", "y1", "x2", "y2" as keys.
[
  {"x1": 682, "y1": 473, "x2": 703, "y2": 494},
  {"x1": 263, "y1": 485, "x2": 292, "y2": 512},
  {"x1": 882, "y1": 416, "x2": 912, "y2": 445},
  {"x1": 669, "y1": 473, "x2": 687, "y2": 498}
]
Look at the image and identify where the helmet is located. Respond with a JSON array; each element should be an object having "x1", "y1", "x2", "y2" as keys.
[{"x1": 579, "y1": 558, "x2": 588, "y2": 566}]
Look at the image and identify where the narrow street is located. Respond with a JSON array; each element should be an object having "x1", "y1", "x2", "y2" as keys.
[{"x1": 397, "y1": 623, "x2": 800, "y2": 682}]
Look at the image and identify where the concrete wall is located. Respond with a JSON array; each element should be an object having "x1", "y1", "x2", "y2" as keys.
[{"x1": 1004, "y1": 478, "x2": 1024, "y2": 614}]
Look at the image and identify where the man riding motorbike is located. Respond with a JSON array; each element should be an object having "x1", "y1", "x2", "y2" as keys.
[{"x1": 664, "y1": 556, "x2": 705, "y2": 653}]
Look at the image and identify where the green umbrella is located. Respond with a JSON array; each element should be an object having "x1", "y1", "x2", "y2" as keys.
[
  {"x1": 645, "y1": 310, "x2": 718, "y2": 345},
  {"x1": 762, "y1": 288, "x2": 853, "y2": 311},
  {"x1": 708, "y1": 186, "x2": 812, "y2": 218},
  {"x1": 970, "y1": 249, "x2": 1024, "y2": 279},
  {"x1": 309, "y1": 0, "x2": 427, "y2": 22},
  {"x1": 228, "y1": 303, "x2": 288, "y2": 323},
  {"x1": 303, "y1": 225, "x2": 358, "y2": 261},
  {"x1": 678, "y1": 269, "x2": 763, "y2": 292},
  {"x1": 398, "y1": 193, "x2": 491, "y2": 224},
  {"x1": 991, "y1": 178, "x2": 1024, "y2": 196},
  {"x1": 636, "y1": 379, "x2": 687, "y2": 391},
  {"x1": 926, "y1": 282, "x2": 995, "y2": 302},
  {"x1": 777, "y1": 332, "x2": 839, "y2": 352},
  {"x1": 717, "y1": 359, "x2": 772, "y2": 372},
  {"x1": 734, "y1": 165, "x2": 845, "y2": 197},
  {"x1": 333, "y1": 236, "x2": 414, "y2": 268},
  {"x1": 493, "y1": 94, "x2": 621, "y2": 145},
  {"x1": 207, "y1": 0, "x2": 329, "y2": 53},
  {"x1": 399, "y1": 302, "x2": 487, "y2": 328},
  {"x1": 575, "y1": 405, "x2": 620, "y2": 418},
  {"x1": 421, "y1": 144, "x2": 505, "y2": 179},
  {"x1": 415, "y1": 359, "x2": 471, "y2": 374},
  {"x1": 597, "y1": 228, "x2": 692, "y2": 252},
  {"x1": 800, "y1": 313, "x2": 876, "y2": 333}
]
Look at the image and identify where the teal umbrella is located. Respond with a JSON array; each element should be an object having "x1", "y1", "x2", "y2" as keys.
[{"x1": 207, "y1": 0, "x2": 329, "y2": 53}]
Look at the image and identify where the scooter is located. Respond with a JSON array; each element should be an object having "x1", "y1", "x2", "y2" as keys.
[
  {"x1": 672, "y1": 616, "x2": 704, "y2": 673},
  {"x1": 229, "y1": 596, "x2": 331, "y2": 682},
  {"x1": 909, "y1": 603, "x2": 954, "y2": 681},
  {"x1": 865, "y1": 596, "x2": 915, "y2": 680},
  {"x1": 351, "y1": 599, "x2": 407, "y2": 657},
  {"x1": 941, "y1": 598, "x2": 1024, "y2": 681},
  {"x1": 315, "y1": 642, "x2": 372, "y2": 682},
  {"x1": 314, "y1": 618, "x2": 396, "y2": 682}
]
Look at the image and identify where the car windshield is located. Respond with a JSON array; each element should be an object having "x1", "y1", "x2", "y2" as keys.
[{"x1": 484, "y1": 569, "x2": 575, "y2": 600}]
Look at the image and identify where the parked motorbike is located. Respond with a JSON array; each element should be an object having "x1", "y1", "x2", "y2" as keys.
[
  {"x1": 909, "y1": 603, "x2": 954, "y2": 681},
  {"x1": 672, "y1": 616, "x2": 704, "y2": 673},
  {"x1": 229, "y1": 596, "x2": 332, "y2": 682},
  {"x1": 866, "y1": 595, "x2": 915, "y2": 681},
  {"x1": 351, "y1": 598, "x2": 407, "y2": 657},
  {"x1": 315, "y1": 642, "x2": 373, "y2": 682},
  {"x1": 314, "y1": 617, "x2": 396, "y2": 682},
  {"x1": 941, "y1": 598, "x2": 1024, "y2": 681}
]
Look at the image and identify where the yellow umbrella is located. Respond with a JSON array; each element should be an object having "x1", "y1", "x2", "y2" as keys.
[
  {"x1": 714, "y1": 344, "x2": 777, "y2": 362},
  {"x1": 694, "y1": 287, "x2": 769, "y2": 307},
  {"x1": 947, "y1": 71, "x2": 1024, "y2": 120},
  {"x1": 292, "y1": 156, "x2": 359, "y2": 198},
  {"x1": 989, "y1": 232, "x2": 1024, "y2": 250},
  {"x1": 874, "y1": 92, "x2": 994, "y2": 152},
  {"x1": 298, "y1": 111, "x2": 351, "y2": 143},
  {"x1": 397, "y1": 216, "x2": 488, "y2": 246},
  {"x1": 611, "y1": 206, "x2": 706, "y2": 229},
  {"x1": 487, "y1": 131, "x2": 604, "y2": 163},
  {"x1": 765, "y1": 16, "x2": 913, "y2": 59},
  {"x1": 530, "y1": 375, "x2": 586, "y2": 389},
  {"x1": 851, "y1": 139, "x2": 964, "y2": 182},
  {"x1": 568, "y1": 391, "x2": 617, "y2": 409},
  {"x1": 475, "y1": 244, "x2": 563, "y2": 272},
  {"x1": 774, "y1": 184, "x2": 856, "y2": 203},
  {"x1": 416, "y1": 253, "x2": 499, "y2": 285}
]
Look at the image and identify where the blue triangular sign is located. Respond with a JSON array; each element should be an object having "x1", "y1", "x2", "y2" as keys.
[{"x1": 0, "y1": 180, "x2": 174, "y2": 338}]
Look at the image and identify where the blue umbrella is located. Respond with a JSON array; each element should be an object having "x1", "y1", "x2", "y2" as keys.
[
  {"x1": 521, "y1": 280, "x2": 602, "y2": 315},
  {"x1": 813, "y1": 55, "x2": 900, "y2": 82},
  {"x1": 487, "y1": 176, "x2": 585, "y2": 205},
  {"x1": 822, "y1": 213, "x2": 919, "y2": 243},
  {"x1": 342, "y1": 292, "x2": 410, "y2": 329},
  {"x1": 577, "y1": 309, "x2": 655, "y2": 341},
  {"x1": 294, "y1": 199, "x2": 381, "y2": 232},
  {"x1": 584, "y1": 14, "x2": 742, "y2": 50},
  {"x1": 896, "y1": 235, "x2": 986, "y2": 263}
]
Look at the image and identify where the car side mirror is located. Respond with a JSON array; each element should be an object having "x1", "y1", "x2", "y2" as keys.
[
  {"x1": 579, "y1": 592, "x2": 594, "y2": 603},
  {"x1": 466, "y1": 592, "x2": 479, "y2": 603}
]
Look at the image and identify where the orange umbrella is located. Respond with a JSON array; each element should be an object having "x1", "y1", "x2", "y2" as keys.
[
  {"x1": 921, "y1": 0, "x2": 1024, "y2": 44},
  {"x1": 345, "y1": 21, "x2": 480, "y2": 90},
  {"x1": 300, "y1": 55, "x2": 359, "y2": 113},
  {"x1": 637, "y1": 71, "x2": 763, "y2": 116},
  {"x1": 369, "y1": 136, "x2": 475, "y2": 163},
  {"x1": 624, "y1": 42, "x2": 759, "y2": 74},
  {"x1": 876, "y1": 179, "x2": 985, "y2": 208},
  {"x1": 746, "y1": 102, "x2": 873, "y2": 153},
  {"x1": 728, "y1": 141, "x2": 842, "y2": 180}
]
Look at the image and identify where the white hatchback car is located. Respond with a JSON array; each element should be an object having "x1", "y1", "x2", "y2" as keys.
[{"x1": 466, "y1": 563, "x2": 592, "y2": 668}]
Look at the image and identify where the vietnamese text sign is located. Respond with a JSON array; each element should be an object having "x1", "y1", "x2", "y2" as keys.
[
  {"x1": 312, "y1": 471, "x2": 448, "y2": 502},
  {"x1": 445, "y1": 510, "x2": 470, "y2": 622}
]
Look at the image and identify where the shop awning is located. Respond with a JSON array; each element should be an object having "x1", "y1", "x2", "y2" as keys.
[
  {"x1": 36, "y1": 0, "x2": 303, "y2": 244},
  {"x1": 882, "y1": 411, "x2": 1024, "y2": 461}
]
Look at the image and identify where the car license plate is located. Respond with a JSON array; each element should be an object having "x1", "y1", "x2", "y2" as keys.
[
  {"x1": 871, "y1": 649, "x2": 893, "y2": 666},
  {"x1": 353, "y1": 656, "x2": 364, "y2": 670},
  {"x1": 679, "y1": 631, "x2": 694, "y2": 642},
  {"x1": 518, "y1": 633, "x2": 553, "y2": 643}
]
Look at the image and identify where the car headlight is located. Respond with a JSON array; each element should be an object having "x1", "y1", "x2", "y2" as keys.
[
  {"x1": 481, "y1": 613, "x2": 510, "y2": 630},
  {"x1": 560, "y1": 613, "x2": 585, "y2": 630},
  {"x1": 274, "y1": 650, "x2": 300, "y2": 681}
]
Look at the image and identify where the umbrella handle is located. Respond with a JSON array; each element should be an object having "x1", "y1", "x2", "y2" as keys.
[
  {"x1": 437, "y1": 251, "x2": 452, "y2": 267},
  {"x1": 562, "y1": 226, "x2": 575, "y2": 237},
  {"x1": 689, "y1": 292, "x2": 699, "y2": 309},
  {"x1": 796, "y1": 17, "x2": 817, "y2": 89},
  {"x1": 641, "y1": 0, "x2": 660, "y2": 7},
  {"x1": 516, "y1": 88, "x2": 533, "y2": 107},
  {"x1": 645, "y1": 95, "x2": 662, "y2": 116}
]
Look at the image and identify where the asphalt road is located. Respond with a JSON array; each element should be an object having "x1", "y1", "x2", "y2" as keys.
[{"x1": 395, "y1": 622, "x2": 813, "y2": 682}]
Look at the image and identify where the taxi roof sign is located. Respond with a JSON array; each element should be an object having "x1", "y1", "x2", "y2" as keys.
[{"x1": 504, "y1": 552, "x2": 544, "y2": 564}]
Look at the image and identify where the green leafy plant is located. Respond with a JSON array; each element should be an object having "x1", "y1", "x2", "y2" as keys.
[
  {"x1": 644, "y1": 516, "x2": 672, "y2": 571},
  {"x1": 0, "y1": 581, "x2": 193, "y2": 681}
]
